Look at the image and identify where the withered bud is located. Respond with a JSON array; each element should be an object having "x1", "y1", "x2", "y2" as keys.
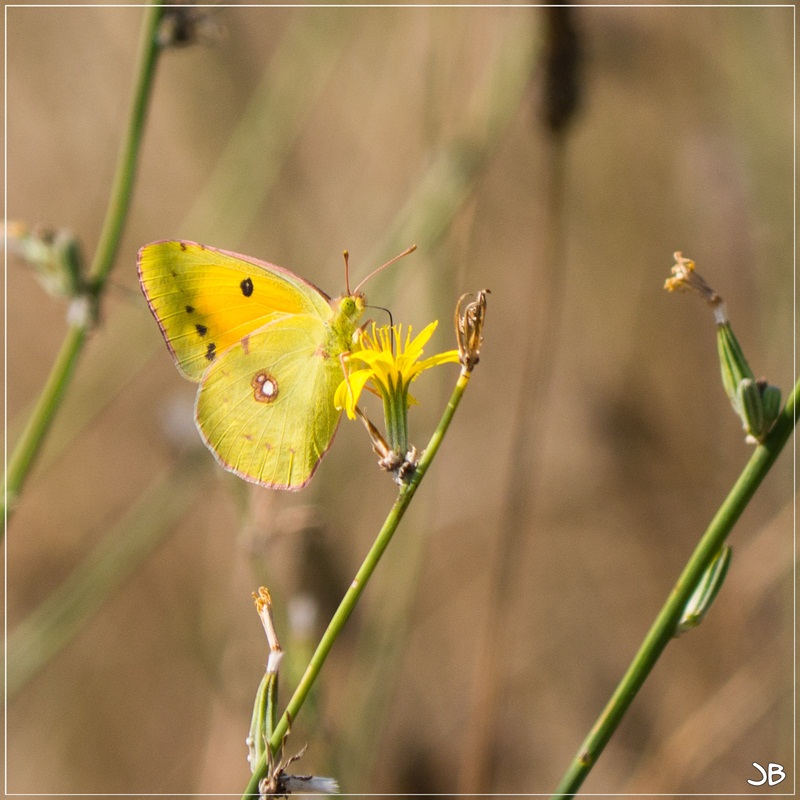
[
  {"x1": 664, "y1": 252, "x2": 727, "y2": 324},
  {"x1": 455, "y1": 290, "x2": 490, "y2": 373}
]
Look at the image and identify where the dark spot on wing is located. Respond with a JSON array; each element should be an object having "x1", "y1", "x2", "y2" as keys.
[
  {"x1": 180, "y1": 242, "x2": 187, "y2": 251},
  {"x1": 195, "y1": 323, "x2": 208, "y2": 337},
  {"x1": 240, "y1": 277, "x2": 254, "y2": 297},
  {"x1": 185, "y1": 304, "x2": 195, "y2": 314},
  {"x1": 205, "y1": 342, "x2": 216, "y2": 361}
]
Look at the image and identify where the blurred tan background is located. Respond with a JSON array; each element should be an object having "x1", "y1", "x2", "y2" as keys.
[{"x1": 5, "y1": 3, "x2": 794, "y2": 796}]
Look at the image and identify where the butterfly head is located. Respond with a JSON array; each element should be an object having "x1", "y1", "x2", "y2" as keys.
[
  {"x1": 337, "y1": 291, "x2": 367, "y2": 323},
  {"x1": 325, "y1": 293, "x2": 366, "y2": 356},
  {"x1": 330, "y1": 292, "x2": 367, "y2": 349},
  {"x1": 332, "y1": 245, "x2": 416, "y2": 346}
]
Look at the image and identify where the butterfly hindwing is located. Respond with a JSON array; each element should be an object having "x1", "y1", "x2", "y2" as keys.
[
  {"x1": 138, "y1": 240, "x2": 333, "y2": 380},
  {"x1": 194, "y1": 314, "x2": 345, "y2": 490}
]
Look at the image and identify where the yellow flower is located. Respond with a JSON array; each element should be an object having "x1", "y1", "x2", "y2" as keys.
[{"x1": 335, "y1": 321, "x2": 459, "y2": 421}]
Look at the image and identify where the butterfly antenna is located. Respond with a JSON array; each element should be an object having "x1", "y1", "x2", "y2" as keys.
[
  {"x1": 343, "y1": 250, "x2": 352, "y2": 296},
  {"x1": 367, "y1": 304, "x2": 394, "y2": 327},
  {"x1": 353, "y1": 244, "x2": 417, "y2": 295}
]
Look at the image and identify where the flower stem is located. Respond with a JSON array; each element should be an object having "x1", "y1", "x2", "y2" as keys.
[
  {"x1": 4, "y1": 0, "x2": 164, "y2": 518},
  {"x1": 551, "y1": 374, "x2": 800, "y2": 799},
  {"x1": 383, "y1": 376, "x2": 410, "y2": 458},
  {"x1": 241, "y1": 369, "x2": 472, "y2": 798}
]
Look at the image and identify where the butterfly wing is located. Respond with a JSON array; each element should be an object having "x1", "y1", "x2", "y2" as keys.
[
  {"x1": 138, "y1": 240, "x2": 332, "y2": 380},
  {"x1": 194, "y1": 313, "x2": 346, "y2": 490}
]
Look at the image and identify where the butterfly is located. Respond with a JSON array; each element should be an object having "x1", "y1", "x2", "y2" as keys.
[{"x1": 138, "y1": 240, "x2": 413, "y2": 490}]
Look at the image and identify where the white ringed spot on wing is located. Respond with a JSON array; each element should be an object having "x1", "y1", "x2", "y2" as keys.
[{"x1": 251, "y1": 371, "x2": 278, "y2": 403}]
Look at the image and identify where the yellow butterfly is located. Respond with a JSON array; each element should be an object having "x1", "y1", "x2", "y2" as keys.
[{"x1": 138, "y1": 240, "x2": 412, "y2": 490}]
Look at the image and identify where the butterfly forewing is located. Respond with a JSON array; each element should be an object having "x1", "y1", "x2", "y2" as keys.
[{"x1": 138, "y1": 241, "x2": 332, "y2": 380}]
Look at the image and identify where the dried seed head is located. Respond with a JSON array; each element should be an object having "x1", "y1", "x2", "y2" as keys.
[{"x1": 455, "y1": 290, "x2": 490, "y2": 373}]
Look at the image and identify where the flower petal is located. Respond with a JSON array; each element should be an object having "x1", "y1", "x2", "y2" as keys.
[
  {"x1": 334, "y1": 368, "x2": 374, "y2": 419},
  {"x1": 412, "y1": 349, "x2": 461, "y2": 378},
  {"x1": 339, "y1": 320, "x2": 457, "y2": 428},
  {"x1": 402, "y1": 321, "x2": 438, "y2": 362}
]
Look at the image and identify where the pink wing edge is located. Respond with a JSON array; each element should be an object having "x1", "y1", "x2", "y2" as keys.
[{"x1": 194, "y1": 407, "x2": 343, "y2": 492}]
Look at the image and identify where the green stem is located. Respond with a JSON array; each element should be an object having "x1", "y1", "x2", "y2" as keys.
[
  {"x1": 242, "y1": 369, "x2": 472, "y2": 798},
  {"x1": 551, "y1": 375, "x2": 800, "y2": 799},
  {"x1": 87, "y1": 1, "x2": 163, "y2": 288},
  {"x1": 5, "y1": 324, "x2": 87, "y2": 512},
  {"x1": 4, "y1": 0, "x2": 164, "y2": 517}
]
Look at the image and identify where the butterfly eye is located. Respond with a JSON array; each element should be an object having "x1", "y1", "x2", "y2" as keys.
[{"x1": 252, "y1": 371, "x2": 279, "y2": 403}]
